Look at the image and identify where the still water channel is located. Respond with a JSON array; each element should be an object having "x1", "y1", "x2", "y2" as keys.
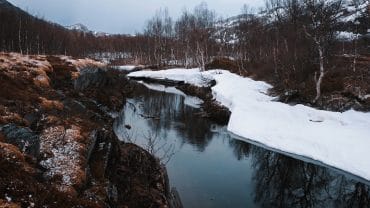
[{"x1": 114, "y1": 82, "x2": 370, "y2": 208}]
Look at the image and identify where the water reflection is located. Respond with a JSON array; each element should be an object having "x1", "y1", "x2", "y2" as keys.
[
  {"x1": 228, "y1": 139, "x2": 252, "y2": 161},
  {"x1": 251, "y1": 148, "x2": 370, "y2": 208},
  {"x1": 117, "y1": 84, "x2": 214, "y2": 152},
  {"x1": 114, "y1": 82, "x2": 370, "y2": 208}
]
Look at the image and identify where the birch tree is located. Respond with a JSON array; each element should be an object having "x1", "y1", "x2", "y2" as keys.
[{"x1": 303, "y1": 0, "x2": 342, "y2": 103}]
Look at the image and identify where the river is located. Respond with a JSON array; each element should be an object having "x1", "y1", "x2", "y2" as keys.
[{"x1": 114, "y1": 82, "x2": 370, "y2": 208}]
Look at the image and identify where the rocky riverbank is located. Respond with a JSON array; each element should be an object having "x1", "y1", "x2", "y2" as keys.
[{"x1": 0, "y1": 53, "x2": 173, "y2": 207}]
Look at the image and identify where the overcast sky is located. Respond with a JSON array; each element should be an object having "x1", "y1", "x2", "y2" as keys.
[{"x1": 8, "y1": 0, "x2": 264, "y2": 34}]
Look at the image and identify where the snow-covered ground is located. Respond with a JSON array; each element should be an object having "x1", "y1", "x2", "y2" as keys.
[
  {"x1": 336, "y1": 31, "x2": 360, "y2": 41},
  {"x1": 112, "y1": 65, "x2": 137, "y2": 71},
  {"x1": 129, "y1": 68, "x2": 214, "y2": 87},
  {"x1": 128, "y1": 68, "x2": 370, "y2": 181},
  {"x1": 338, "y1": 0, "x2": 369, "y2": 23}
]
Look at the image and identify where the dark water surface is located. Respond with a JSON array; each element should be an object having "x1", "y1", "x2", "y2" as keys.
[{"x1": 114, "y1": 83, "x2": 370, "y2": 208}]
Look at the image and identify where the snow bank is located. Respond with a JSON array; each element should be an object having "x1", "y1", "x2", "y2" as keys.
[
  {"x1": 128, "y1": 68, "x2": 370, "y2": 181},
  {"x1": 129, "y1": 68, "x2": 214, "y2": 87},
  {"x1": 112, "y1": 65, "x2": 137, "y2": 71}
]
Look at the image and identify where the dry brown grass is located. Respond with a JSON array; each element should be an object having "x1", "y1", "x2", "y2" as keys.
[
  {"x1": 39, "y1": 97, "x2": 64, "y2": 111},
  {"x1": 0, "y1": 200, "x2": 21, "y2": 208}
]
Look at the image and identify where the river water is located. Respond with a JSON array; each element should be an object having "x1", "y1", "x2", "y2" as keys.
[{"x1": 114, "y1": 82, "x2": 370, "y2": 208}]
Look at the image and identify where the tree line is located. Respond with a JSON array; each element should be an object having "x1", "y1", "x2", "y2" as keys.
[
  {"x1": 1, "y1": 0, "x2": 369, "y2": 102},
  {"x1": 139, "y1": 0, "x2": 369, "y2": 103},
  {"x1": 0, "y1": 1, "x2": 146, "y2": 56}
]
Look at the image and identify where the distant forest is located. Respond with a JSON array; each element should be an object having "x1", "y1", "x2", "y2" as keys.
[
  {"x1": 0, "y1": 0, "x2": 142, "y2": 56},
  {"x1": 1, "y1": 0, "x2": 369, "y2": 104}
]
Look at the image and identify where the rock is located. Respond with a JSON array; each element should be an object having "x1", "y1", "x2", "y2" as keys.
[
  {"x1": 0, "y1": 124, "x2": 39, "y2": 157},
  {"x1": 23, "y1": 112, "x2": 41, "y2": 127},
  {"x1": 108, "y1": 143, "x2": 170, "y2": 208},
  {"x1": 73, "y1": 68, "x2": 128, "y2": 111}
]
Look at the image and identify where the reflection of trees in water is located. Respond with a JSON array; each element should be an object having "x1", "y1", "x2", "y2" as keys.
[
  {"x1": 250, "y1": 146, "x2": 370, "y2": 208},
  {"x1": 228, "y1": 138, "x2": 252, "y2": 160},
  {"x1": 174, "y1": 105, "x2": 213, "y2": 152},
  {"x1": 132, "y1": 84, "x2": 370, "y2": 207},
  {"x1": 137, "y1": 87, "x2": 213, "y2": 152},
  {"x1": 334, "y1": 179, "x2": 370, "y2": 208}
]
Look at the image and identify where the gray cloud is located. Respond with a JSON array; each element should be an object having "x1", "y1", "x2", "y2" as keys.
[{"x1": 8, "y1": 0, "x2": 264, "y2": 34}]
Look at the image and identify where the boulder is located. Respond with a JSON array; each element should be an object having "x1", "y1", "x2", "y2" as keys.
[{"x1": 0, "y1": 124, "x2": 39, "y2": 157}]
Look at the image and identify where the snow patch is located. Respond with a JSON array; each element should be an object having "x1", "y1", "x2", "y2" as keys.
[
  {"x1": 128, "y1": 68, "x2": 214, "y2": 87},
  {"x1": 336, "y1": 31, "x2": 360, "y2": 41},
  {"x1": 112, "y1": 65, "x2": 137, "y2": 71}
]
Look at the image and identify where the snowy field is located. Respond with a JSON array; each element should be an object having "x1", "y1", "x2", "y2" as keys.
[{"x1": 128, "y1": 68, "x2": 370, "y2": 181}]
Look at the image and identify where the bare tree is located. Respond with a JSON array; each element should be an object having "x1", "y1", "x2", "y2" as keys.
[
  {"x1": 143, "y1": 131, "x2": 176, "y2": 165},
  {"x1": 144, "y1": 8, "x2": 174, "y2": 66},
  {"x1": 303, "y1": 0, "x2": 342, "y2": 103}
]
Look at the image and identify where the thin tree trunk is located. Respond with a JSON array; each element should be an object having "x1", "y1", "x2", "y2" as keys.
[
  {"x1": 353, "y1": 33, "x2": 358, "y2": 72},
  {"x1": 313, "y1": 46, "x2": 325, "y2": 103},
  {"x1": 18, "y1": 18, "x2": 23, "y2": 54},
  {"x1": 197, "y1": 42, "x2": 205, "y2": 71}
]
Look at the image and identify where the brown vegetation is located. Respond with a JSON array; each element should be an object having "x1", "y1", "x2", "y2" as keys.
[
  {"x1": 206, "y1": 57, "x2": 248, "y2": 76},
  {"x1": 0, "y1": 53, "x2": 171, "y2": 207}
]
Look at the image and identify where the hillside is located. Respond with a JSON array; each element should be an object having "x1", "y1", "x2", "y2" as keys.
[
  {"x1": 0, "y1": 0, "x2": 135, "y2": 56},
  {"x1": 0, "y1": 52, "x2": 173, "y2": 207},
  {"x1": 215, "y1": 1, "x2": 369, "y2": 48}
]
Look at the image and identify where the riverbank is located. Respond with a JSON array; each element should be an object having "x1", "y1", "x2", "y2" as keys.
[
  {"x1": 128, "y1": 68, "x2": 370, "y2": 182},
  {"x1": 0, "y1": 53, "x2": 173, "y2": 207}
]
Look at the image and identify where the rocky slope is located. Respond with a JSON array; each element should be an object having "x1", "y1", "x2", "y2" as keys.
[{"x1": 0, "y1": 53, "x2": 172, "y2": 207}]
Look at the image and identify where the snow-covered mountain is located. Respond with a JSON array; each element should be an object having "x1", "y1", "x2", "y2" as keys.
[
  {"x1": 336, "y1": 0, "x2": 369, "y2": 41},
  {"x1": 214, "y1": 0, "x2": 369, "y2": 44},
  {"x1": 65, "y1": 23, "x2": 110, "y2": 37},
  {"x1": 339, "y1": 0, "x2": 369, "y2": 23},
  {"x1": 65, "y1": 23, "x2": 90, "y2": 33}
]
